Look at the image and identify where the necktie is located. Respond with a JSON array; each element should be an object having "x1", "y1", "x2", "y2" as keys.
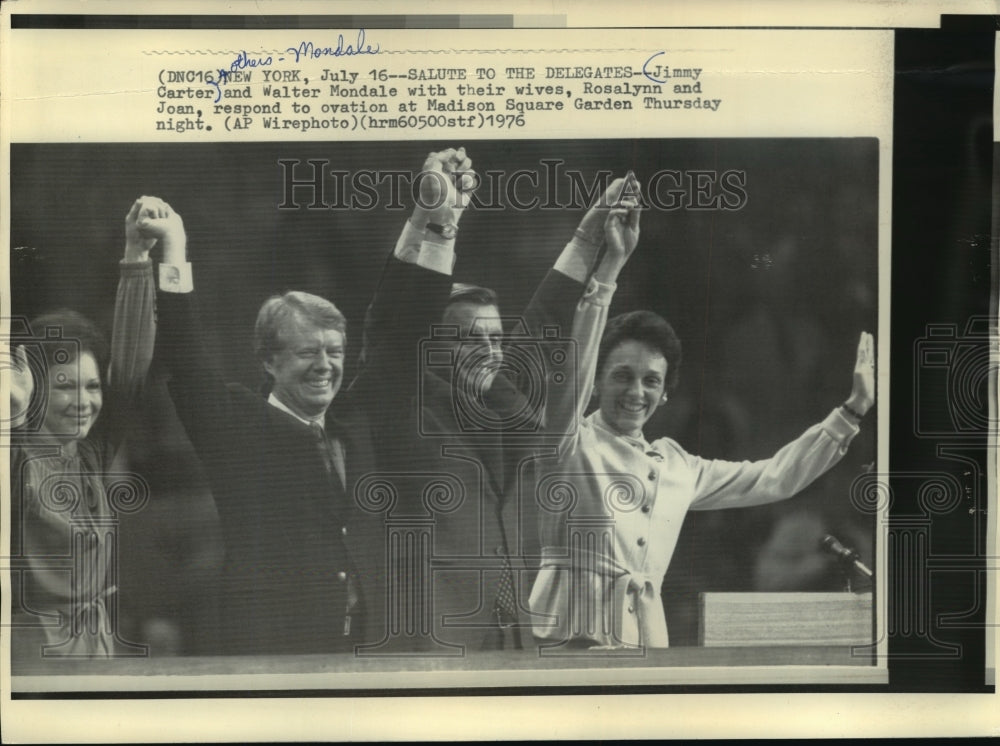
[
  {"x1": 310, "y1": 421, "x2": 345, "y2": 488},
  {"x1": 494, "y1": 551, "x2": 518, "y2": 627},
  {"x1": 310, "y1": 421, "x2": 358, "y2": 637}
]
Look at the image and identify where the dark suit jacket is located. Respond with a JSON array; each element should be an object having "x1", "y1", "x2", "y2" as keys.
[
  {"x1": 155, "y1": 289, "x2": 386, "y2": 655},
  {"x1": 357, "y1": 259, "x2": 583, "y2": 652}
]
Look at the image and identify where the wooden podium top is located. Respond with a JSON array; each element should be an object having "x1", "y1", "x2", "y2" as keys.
[{"x1": 699, "y1": 592, "x2": 874, "y2": 647}]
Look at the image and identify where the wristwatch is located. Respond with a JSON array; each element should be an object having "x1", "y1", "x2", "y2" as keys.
[{"x1": 426, "y1": 222, "x2": 458, "y2": 239}]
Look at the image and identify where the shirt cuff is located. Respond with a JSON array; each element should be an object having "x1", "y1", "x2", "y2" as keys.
[
  {"x1": 393, "y1": 219, "x2": 426, "y2": 265},
  {"x1": 581, "y1": 276, "x2": 616, "y2": 307},
  {"x1": 824, "y1": 407, "x2": 861, "y2": 447},
  {"x1": 158, "y1": 262, "x2": 194, "y2": 293},
  {"x1": 553, "y1": 237, "x2": 598, "y2": 285},
  {"x1": 416, "y1": 235, "x2": 456, "y2": 275}
]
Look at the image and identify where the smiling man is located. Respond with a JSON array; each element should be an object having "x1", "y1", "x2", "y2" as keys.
[
  {"x1": 143, "y1": 198, "x2": 390, "y2": 656},
  {"x1": 256, "y1": 293, "x2": 347, "y2": 417},
  {"x1": 355, "y1": 151, "x2": 638, "y2": 653}
]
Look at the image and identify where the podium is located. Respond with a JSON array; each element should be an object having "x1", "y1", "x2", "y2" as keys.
[{"x1": 699, "y1": 592, "x2": 873, "y2": 647}]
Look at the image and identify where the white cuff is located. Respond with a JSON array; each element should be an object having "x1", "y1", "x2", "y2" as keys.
[
  {"x1": 393, "y1": 219, "x2": 426, "y2": 264},
  {"x1": 824, "y1": 407, "x2": 861, "y2": 449},
  {"x1": 553, "y1": 237, "x2": 596, "y2": 285},
  {"x1": 416, "y1": 237, "x2": 456, "y2": 275},
  {"x1": 158, "y1": 262, "x2": 194, "y2": 293},
  {"x1": 581, "y1": 276, "x2": 616, "y2": 307}
]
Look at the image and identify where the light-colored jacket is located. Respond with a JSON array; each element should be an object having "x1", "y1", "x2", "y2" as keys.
[{"x1": 529, "y1": 276, "x2": 860, "y2": 648}]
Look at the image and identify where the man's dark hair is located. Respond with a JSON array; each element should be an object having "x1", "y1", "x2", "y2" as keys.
[
  {"x1": 447, "y1": 282, "x2": 499, "y2": 309},
  {"x1": 597, "y1": 310, "x2": 683, "y2": 392}
]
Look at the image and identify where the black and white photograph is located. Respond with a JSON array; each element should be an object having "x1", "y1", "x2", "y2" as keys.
[
  {"x1": 1, "y1": 1, "x2": 995, "y2": 741},
  {"x1": 7, "y1": 138, "x2": 879, "y2": 672}
]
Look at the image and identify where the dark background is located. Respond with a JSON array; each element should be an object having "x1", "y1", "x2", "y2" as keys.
[
  {"x1": 886, "y1": 18, "x2": 994, "y2": 692},
  {"x1": 10, "y1": 138, "x2": 879, "y2": 652}
]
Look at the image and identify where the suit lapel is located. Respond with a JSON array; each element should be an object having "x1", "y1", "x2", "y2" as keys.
[
  {"x1": 323, "y1": 407, "x2": 352, "y2": 508},
  {"x1": 262, "y1": 398, "x2": 349, "y2": 513},
  {"x1": 424, "y1": 370, "x2": 507, "y2": 504}
]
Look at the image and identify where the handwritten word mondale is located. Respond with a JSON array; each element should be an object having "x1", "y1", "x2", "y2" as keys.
[{"x1": 207, "y1": 30, "x2": 379, "y2": 102}]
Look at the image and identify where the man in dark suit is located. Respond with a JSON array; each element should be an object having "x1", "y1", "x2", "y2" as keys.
[
  {"x1": 139, "y1": 151, "x2": 472, "y2": 654},
  {"x1": 356, "y1": 151, "x2": 631, "y2": 653}
]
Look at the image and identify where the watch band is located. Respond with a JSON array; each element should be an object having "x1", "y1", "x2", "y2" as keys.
[
  {"x1": 841, "y1": 402, "x2": 865, "y2": 421},
  {"x1": 426, "y1": 222, "x2": 458, "y2": 239}
]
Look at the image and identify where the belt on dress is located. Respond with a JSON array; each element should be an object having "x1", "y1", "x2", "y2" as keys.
[{"x1": 539, "y1": 546, "x2": 667, "y2": 647}]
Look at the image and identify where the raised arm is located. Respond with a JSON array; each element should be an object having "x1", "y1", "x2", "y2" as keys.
[
  {"x1": 108, "y1": 199, "x2": 161, "y2": 405},
  {"x1": 843, "y1": 331, "x2": 876, "y2": 421},
  {"x1": 550, "y1": 173, "x2": 636, "y2": 289},
  {"x1": 491, "y1": 175, "x2": 640, "y2": 424},
  {"x1": 82, "y1": 198, "x2": 161, "y2": 452},
  {"x1": 137, "y1": 198, "x2": 237, "y2": 453},
  {"x1": 513, "y1": 174, "x2": 636, "y2": 343},
  {"x1": 6, "y1": 198, "x2": 162, "y2": 439},
  {"x1": 687, "y1": 332, "x2": 876, "y2": 510},
  {"x1": 548, "y1": 180, "x2": 643, "y2": 450},
  {"x1": 389, "y1": 146, "x2": 474, "y2": 271},
  {"x1": 354, "y1": 147, "x2": 476, "y2": 403}
]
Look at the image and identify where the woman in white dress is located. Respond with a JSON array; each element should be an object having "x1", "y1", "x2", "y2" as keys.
[{"x1": 529, "y1": 184, "x2": 876, "y2": 649}]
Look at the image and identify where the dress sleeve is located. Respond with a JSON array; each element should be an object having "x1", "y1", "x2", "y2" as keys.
[
  {"x1": 98, "y1": 259, "x2": 156, "y2": 454},
  {"x1": 551, "y1": 276, "x2": 617, "y2": 454},
  {"x1": 685, "y1": 407, "x2": 861, "y2": 511}
]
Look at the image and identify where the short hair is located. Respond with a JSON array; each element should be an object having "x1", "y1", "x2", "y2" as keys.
[
  {"x1": 254, "y1": 291, "x2": 347, "y2": 363},
  {"x1": 596, "y1": 310, "x2": 683, "y2": 392},
  {"x1": 448, "y1": 283, "x2": 499, "y2": 310},
  {"x1": 29, "y1": 309, "x2": 109, "y2": 378}
]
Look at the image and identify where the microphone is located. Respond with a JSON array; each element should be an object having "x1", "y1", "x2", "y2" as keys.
[{"x1": 820, "y1": 534, "x2": 873, "y2": 578}]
